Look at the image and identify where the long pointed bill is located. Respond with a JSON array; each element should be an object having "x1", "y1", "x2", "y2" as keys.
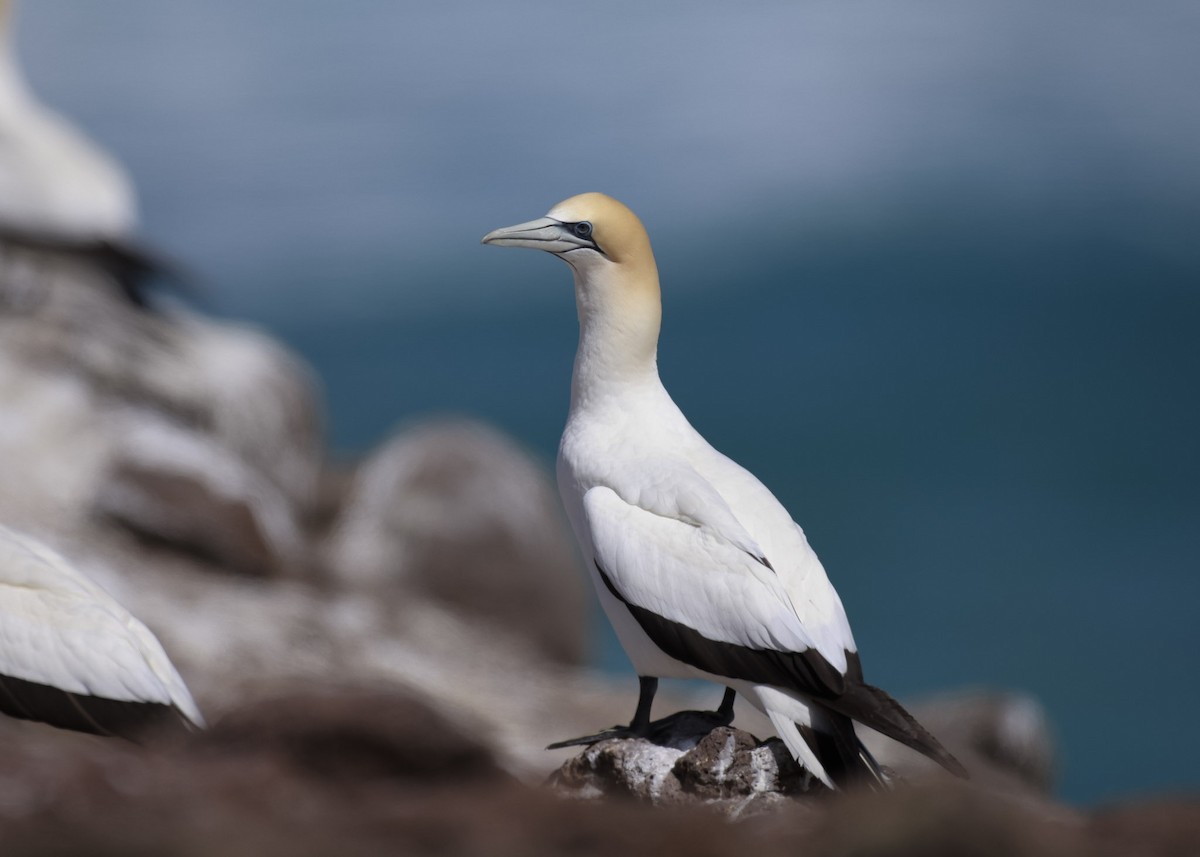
[{"x1": 481, "y1": 217, "x2": 584, "y2": 253}]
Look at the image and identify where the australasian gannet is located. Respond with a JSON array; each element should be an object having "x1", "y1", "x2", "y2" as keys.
[
  {"x1": 0, "y1": 525, "x2": 204, "y2": 737},
  {"x1": 0, "y1": 0, "x2": 179, "y2": 306},
  {"x1": 483, "y1": 193, "x2": 966, "y2": 788}
]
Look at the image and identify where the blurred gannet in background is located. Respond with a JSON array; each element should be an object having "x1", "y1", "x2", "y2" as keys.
[
  {"x1": 0, "y1": 0, "x2": 178, "y2": 306},
  {"x1": 483, "y1": 193, "x2": 967, "y2": 788},
  {"x1": 0, "y1": 524, "x2": 204, "y2": 737}
]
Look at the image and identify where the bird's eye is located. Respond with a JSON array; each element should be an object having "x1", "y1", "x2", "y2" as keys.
[{"x1": 573, "y1": 221, "x2": 593, "y2": 239}]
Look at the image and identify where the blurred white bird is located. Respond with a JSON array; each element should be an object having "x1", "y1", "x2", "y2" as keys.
[
  {"x1": 0, "y1": 0, "x2": 180, "y2": 306},
  {"x1": 483, "y1": 193, "x2": 966, "y2": 788},
  {"x1": 0, "y1": 524, "x2": 204, "y2": 737}
]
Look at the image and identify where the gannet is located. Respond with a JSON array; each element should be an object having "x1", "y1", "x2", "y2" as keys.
[
  {"x1": 483, "y1": 193, "x2": 966, "y2": 787},
  {"x1": 0, "y1": 524, "x2": 204, "y2": 737},
  {"x1": 0, "y1": 0, "x2": 177, "y2": 306}
]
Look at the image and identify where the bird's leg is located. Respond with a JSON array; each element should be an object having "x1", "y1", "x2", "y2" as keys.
[
  {"x1": 716, "y1": 686, "x2": 736, "y2": 724},
  {"x1": 547, "y1": 675, "x2": 659, "y2": 749},
  {"x1": 547, "y1": 681, "x2": 738, "y2": 752},
  {"x1": 629, "y1": 675, "x2": 658, "y2": 733}
]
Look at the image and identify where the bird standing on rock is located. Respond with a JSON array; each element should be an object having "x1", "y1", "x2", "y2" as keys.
[{"x1": 483, "y1": 193, "x2": 966, "y2": 788}]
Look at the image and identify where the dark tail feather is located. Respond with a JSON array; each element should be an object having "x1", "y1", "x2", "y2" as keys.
[
  {"x1": 801, "y1": 713, "x2": 888, "y2": 790},
  {"x1": 823, "y1": 681, "x2": 969, "y2": 779}
]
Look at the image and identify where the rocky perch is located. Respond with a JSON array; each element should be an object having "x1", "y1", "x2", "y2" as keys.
[{"x1": 552, "y1": 727, "x2": 815, "y2": 818}]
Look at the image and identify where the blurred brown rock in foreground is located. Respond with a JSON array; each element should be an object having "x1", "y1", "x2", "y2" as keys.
[
  {"x1": 2, "y1": 686, "x2": 1196, "y2": 857},
  {"x1": 324, "y1": 419, "x2": 589, "y2": 665}
]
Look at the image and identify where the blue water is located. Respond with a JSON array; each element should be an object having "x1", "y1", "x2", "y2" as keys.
[{"x1": 17, "y1": 1, "x2": 1199, "y2": 803}]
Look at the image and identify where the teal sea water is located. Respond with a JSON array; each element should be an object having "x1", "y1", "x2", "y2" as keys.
[{"x1": 18, "y1": 1, "x2": 1198, "y2": 803}]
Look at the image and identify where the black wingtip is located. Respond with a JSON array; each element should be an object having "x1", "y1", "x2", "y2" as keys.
[
  {"x1": 827, "y1": 680, "x2": 969, "y2": 780},
  {"x1": 0, "y1": 673, "x2": 187, "y2": 741}
]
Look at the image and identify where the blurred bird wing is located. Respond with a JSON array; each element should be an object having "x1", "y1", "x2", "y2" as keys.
[{"x1": 0, "y1": 529, "x2": 204, "y2": 726}]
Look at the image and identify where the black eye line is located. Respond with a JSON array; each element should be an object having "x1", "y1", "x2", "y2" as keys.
[{"x1": 559, "y1": 220, "x2": 606, "y2": 257}]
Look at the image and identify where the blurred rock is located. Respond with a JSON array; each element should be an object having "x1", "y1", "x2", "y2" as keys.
[
  {"x1": 190, "y1": 686, "x2": 508, "y2": 786},
  {"x1": 1088, "y1": 797, "x2": 1200, "y2": 857},
  {"x1": 325, "y1": 419, "x2": 588, "y2": 664},
  {"x1": 170, "y1": 314, "x2": 325, "y2": 512},
  {"x1": 0, "y1": 255, "x2": 324, "y2": 576},
  {"x1": 2, "y1": 695, "x2": 1194, "y2": 857},
  {"x1": 902, "y1": 689, "x2": 1056, "y2": 792},
  {"x1": 844, "y1": 690, "x2": 1058, "y2": 799},
  {"x1": 802, "y1": 782, "x2": 1087, "y2": 857},
  {"x1": 94, "y1": 415, "x2": 309, "y2": 578}
]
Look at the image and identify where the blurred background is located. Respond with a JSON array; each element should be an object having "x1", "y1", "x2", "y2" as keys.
[{"x1": 12, "y1": 0, "x2": 1198, "y2": 804}]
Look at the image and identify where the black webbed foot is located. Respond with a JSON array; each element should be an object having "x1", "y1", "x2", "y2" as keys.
[
  {"x1": 548, "y1": 686, "x2": 736, "y2": 751},
  {"x1": 547, "y1": 725, "x2": 645, "y2": 750}
]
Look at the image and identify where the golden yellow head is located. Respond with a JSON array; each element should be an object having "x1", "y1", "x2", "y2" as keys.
[
  {"x1": 545, "y1": 193, "x2": 653, "y2": 268},
  {"x1": 481, "y1": 192, "x2": 658, "y2": 283},
  {"x1": 483, "y1": 193, "x2": 664, "y2": 371}
]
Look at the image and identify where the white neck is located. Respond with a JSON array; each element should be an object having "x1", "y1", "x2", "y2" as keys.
[{"x1": 568, "y1": 259, "x2": 664, "y2": 413}]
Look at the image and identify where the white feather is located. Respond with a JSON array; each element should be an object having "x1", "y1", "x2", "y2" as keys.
[
  {"x1": 560, "y1": 375, "x2": 856, "y2": 675},
  {"x1": 0, "y1": 525, "x2": 203, "y2": 726},
  {"x1": 583, "y1": 485, "x2": 819, "y2": 655},
  {"x1": 766, "y1": 709, "x2": 833, "y2": 788},
  {"x1": 0, "y1": 11, "x2": 136, "y2": 239}
]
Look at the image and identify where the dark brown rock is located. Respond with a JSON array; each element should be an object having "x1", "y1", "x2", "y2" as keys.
[
  {"x1": 93, "y1": 419, "x2": 307, "y2": 579},
  {"x1": 903, "y1": 690, "x2": 1056, "y2": 793},
  {"x1": 1, "y1": 693, "x2": 1196, "y2": 857},
  {"x1": 190, "y1": 686, "x2": 507, "y2": 786},
  {"x1": 1087, "y1": 797, "x2": 1200, "y2": 857},
  {"x1": 803, "y1": 783, "x2": 1087, "y2": 857}
]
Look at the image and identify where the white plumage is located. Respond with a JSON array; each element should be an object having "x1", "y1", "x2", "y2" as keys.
[
  {"x1": 0, "y1": 524, "x2": 203, "y2": 735},
  {"x1": 0, "y1": 1, "x2": 136, "y2": 241},
  {"x1": 0, "y1": 2, "x2": 177, "y2": 308},
  {"x1": 484, "y1": 192, "x2": 964, "y2": 787}
]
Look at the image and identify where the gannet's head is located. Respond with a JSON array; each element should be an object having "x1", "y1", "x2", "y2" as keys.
[
  {"x1": 481, "y1": 192, "x2": 657, "y2": 282},
  {"x1": 483, "y1": 193, "x2": 662, "y2": 375}
]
